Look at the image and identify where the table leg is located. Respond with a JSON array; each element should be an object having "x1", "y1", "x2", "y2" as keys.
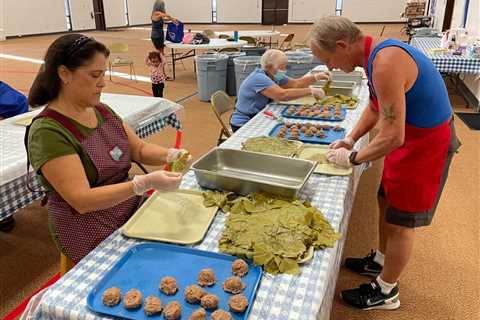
[{"x1": 171, "y1": 48, "x2": 176, "y2": 80}]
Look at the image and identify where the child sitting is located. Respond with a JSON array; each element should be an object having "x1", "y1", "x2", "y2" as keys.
[{"x1": 145, "y1": 51, "x2": 166, "y2": 97}]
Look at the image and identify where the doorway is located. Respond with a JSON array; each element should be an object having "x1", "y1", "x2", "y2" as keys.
[
  {"x1": 92, "y1": 0, "x2": 106, "y2": 30},
  {"x1": 262, "y1": 0, "x2": 289, "y2": 25},
  {"x1": 442, "y1": 0, "x2": 454, "y2": 31}
]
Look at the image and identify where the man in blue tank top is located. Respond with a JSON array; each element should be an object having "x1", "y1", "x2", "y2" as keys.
[{"x1": 308, "y1": 16, "x2": 460, "y2": 311}]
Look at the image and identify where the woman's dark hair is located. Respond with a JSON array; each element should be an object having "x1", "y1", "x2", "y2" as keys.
[
  {"x1": 148, "y1": 51, "x2": 161, "y2": 61},
  {"x1": 28, "y1": 33, "x2": 110, "y2": 107}
]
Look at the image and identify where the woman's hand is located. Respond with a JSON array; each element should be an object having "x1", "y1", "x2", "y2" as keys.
[
  {"x1": 310, "y1": 87, "x2": 325, "y2": 99},
  {"x1": 313, "y1": 71, "x2": 332, "y2": 82},
  {"x1": 132, "y1": 170, "x2": 182, "y2": 195},
  {"x1": 167, "y1": 148, "x2": 192, "y2": 163}
]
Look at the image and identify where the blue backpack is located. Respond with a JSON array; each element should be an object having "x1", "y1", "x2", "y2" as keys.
[
  {"x1": 166, "y1": 21, "x2": 184, "y2": 43},
  {"x1": 0, "y1": 81, "x2": 28, "y2": 118}
]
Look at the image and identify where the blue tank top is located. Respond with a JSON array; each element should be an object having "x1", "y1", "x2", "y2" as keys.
[{"x1": 367, "y1": 39, "x2": 452, "y2": 128}]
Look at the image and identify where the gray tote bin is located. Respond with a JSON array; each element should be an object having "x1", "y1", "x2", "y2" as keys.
[
  {"x1": 285, "y1": 51, "x2": 313, "y2": 78},
  {"x1": 225, "y1": 51, "x2": 246, "y2": 96},
  {"x1": 233, "y1": 55, "x2": 261, "y2": 95},
  {"x1": 195, "y1": 53, "x2": 229, "y2": 102},
  {"x1": 241, "y1": 46, "x2": 267, "y2": 56},
  {"x1": 297, "y1": 47, "x2": 323, "y2": 70}
]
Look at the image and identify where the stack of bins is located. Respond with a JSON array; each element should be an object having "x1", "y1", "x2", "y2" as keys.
[
  {"x1": 233, "y1": 55, "x2": 262, "y2": 95},
  {"x1": 285, "y1": 51, "x2": 313, "y2": 78},
  {"x1": 195, "y1": 53, "x2": 229, "y2": 102},
  {"x1": 225, "y1": 51, "x2": 246, "y2": 96}
]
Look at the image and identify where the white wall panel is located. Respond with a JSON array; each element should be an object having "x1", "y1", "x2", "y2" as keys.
[
  {"x1": 127, "y1": 0, "x2": 152, "y2": 25},
  {"x1": 104, "y1": 0, "x2": 127, "y2": 28},
  {"x1": 342, "y1": 0, "x2": 405, "y2": 23},
  {"x1": 216, "y1": 0, "x2": 261, "y2": 23},
  {"x1": 69, "y1": 0, "x2": 95, "y2": 30},
  {"x1": 4, "y1": 0, "x2": 67, "y2": 36},
  {"x1": 167, "y1": 0, "x2": 212, "y2": 23},
  {"x1": 433, "y1": 0, "x2": 447, "y2": 31},
  {"x1": 289, "y1": 0, "x2": 336, "y2": 23},
  {"x1": 0, "y1": 0, "x2": 5, "y2": 40}
]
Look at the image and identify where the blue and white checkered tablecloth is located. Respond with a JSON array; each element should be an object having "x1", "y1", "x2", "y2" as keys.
[
  {"x1": 411, "y1": 37, "x2": 480, "y2": 74},
  {"x1": 28, "y1": 84, "x2": 371, "y2": 320},
  {"x1": 0, "y1": 114, "x2": 181, "y2": 222}
]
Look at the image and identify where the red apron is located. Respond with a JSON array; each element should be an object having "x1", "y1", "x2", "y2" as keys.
[
  {"x1": 364, "y1": 36, "x2": 451, "y2": 212},
  {"x1": 34, "y1": 104, "x2": 143, "y2": 262}
]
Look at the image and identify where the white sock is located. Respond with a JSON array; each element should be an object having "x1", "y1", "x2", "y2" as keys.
[
  {"x1": 376, "y1": 276, "x2": 397, "y2": 295},
  {"x1": 373, "y1": 250, "x2": 385, "y2": 266}
]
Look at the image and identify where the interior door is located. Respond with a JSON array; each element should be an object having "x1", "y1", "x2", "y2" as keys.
[
  {"x1": 69, "y1": 0, "x2": 96, "y2": 30},
  {"x1": 262, "y1": 0, "x2": 289, "y2": 25},
  {"x1": 92, "y1": 0, "x2": 106, "y2": 30},
  {"x1": 442, "y1": 0, "x2": 455, "y2": 31}
]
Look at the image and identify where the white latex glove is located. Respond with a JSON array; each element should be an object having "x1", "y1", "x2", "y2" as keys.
[
  {"x1": 166, "y1": 148, "x2": 192, "y2": 164},
  {"x1": 325, "y1": 148, "x2": 354, "y2": 168},
  {"x1": 310, "y1": 87, "x2": 325, "y2": 100},
  {"x1": 329, "y1": 136, "x2": 355, "y2": 150},
  {"x1": 313, "y1": 70, "x2": 332, "y2": 82},
  {"x1": 132, "y1": 170, "x2": 182, "y2": 195}
]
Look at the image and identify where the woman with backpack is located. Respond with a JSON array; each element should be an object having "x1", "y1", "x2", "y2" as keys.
[{"x1": 151, "y1": 0, "x2": 178, "y2": 56}]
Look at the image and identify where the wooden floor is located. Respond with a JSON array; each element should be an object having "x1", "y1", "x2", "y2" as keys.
[{"x1": 0, "y1": 23, "x2": 478, "y2": 320}]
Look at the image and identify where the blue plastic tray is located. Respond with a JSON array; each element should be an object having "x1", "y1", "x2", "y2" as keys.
[
  {"x1": 281, "y1": 105, "x2": 347, "y2": 121},
  {"x1": 269, "y1": 123, "x2": 346, "y2": 145},
  {"x1": 87, "y1": 243, "x2": 262, "y2": 320}
]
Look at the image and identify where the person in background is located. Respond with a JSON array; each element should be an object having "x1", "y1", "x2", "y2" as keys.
[
  {"x1": 145, "y1": 51, "x2": 166, "y2": 97},
  {"x1": 309, "y1": 16, "x2": 460, "y2": 310},
  {"x1": 230, "y1": 49, "x2": 330, "y2": 132},
  {"x1": 151, "y1": 0, "x2": 177, "y2": 56},
  {"x1": 26, "y1": 34, "x2": 190, "y2": 263}
]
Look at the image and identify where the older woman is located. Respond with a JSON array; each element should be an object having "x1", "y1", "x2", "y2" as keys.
[
  {"x1": 230, "y1": 49, "x2": 330, "y2": 131},
  {"x1": 151, "y1": 0, "x2": 177, "y2": 56},
  {"x1": 26, "y1": 34, "x2": 189, "y2": 263}
]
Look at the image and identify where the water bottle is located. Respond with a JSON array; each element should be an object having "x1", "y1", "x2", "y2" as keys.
[{"x1": 233, "y1": 31, "x2": 239, "y2": 41}]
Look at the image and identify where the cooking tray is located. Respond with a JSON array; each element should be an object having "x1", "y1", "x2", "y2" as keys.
[
  {"x1": 87, "y1": 243, "x2": 262, "y2": 320},
  {"x1": 281, "y1": 105, "x2": 347, "y2": 121},
  {"x1": 122, "y1": 190, "x2": 218, "y2": 244},
  {"x1": 297, "y1": 145, "x2": 352, "y2": 176},
  {"x1": 269, "y1": 123, "x2": 345, "y2": 145},
  {"x1": 191, "y1": 148, "x2": 316, "y2": 198}
]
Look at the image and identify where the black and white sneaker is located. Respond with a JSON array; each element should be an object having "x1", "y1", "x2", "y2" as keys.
[
  {"x1": 344, "y1": 250, "x2": 383, "y2": 277},
  {"x1": 341, "y1": 280, "x2": 400, "y2": 310}
]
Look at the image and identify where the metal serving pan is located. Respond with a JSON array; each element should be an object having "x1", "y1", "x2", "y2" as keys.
[
  {"x1": 191, "y1": 148, "x2": 316, "y2": 198},
  {"x1": 331, "y1": 70, "x2": 364, "y2": 85},
  {"x1": 314, "y1": 80, "x2": 356, "y2": 96}
]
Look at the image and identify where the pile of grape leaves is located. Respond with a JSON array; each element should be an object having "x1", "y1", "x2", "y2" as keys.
[
  {"x1": 241, "y1": 136, "x2": 302, "y2": 157},
  {"x1": 202, "y1": 191, "x2": 340, "y2": 275}
]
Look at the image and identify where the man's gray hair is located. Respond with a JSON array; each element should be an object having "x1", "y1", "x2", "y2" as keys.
[
  {"x1": 153, "y1": 0, "x2": 166, "y2": 13},
  {"x1": 309, "y1": 16, "x2": 362, "y2": 51},
  {"x1": 260, "y1": 49, "x2": 287, "y2": 70}
]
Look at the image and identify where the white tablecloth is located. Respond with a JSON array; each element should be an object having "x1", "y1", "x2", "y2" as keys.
[
  {"x1": 165, "y1": 39, "x2": 247, "y2": 50},
  {"x1": 0, "y1": 93, "x2": 182, "y2": 186},
  {"x1": 214, "y1": 30, "x2": 281, "y2": 38}
]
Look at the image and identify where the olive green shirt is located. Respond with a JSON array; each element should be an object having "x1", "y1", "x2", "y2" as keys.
[{"x1": 28, "y1": 106, "x2": 119, "y2": 192}]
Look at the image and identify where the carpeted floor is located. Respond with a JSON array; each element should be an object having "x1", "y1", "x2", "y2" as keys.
[{"x1": 0, "y1": 24, "x2": 479, "y2": 320}]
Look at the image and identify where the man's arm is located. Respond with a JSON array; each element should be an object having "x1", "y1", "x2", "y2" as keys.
[
  {"x1": 347, "y1": 101, "x2": 379, "y2": 142},
  {"x1": 354, "y1": 47, "x2": 417, "y2": 163}
]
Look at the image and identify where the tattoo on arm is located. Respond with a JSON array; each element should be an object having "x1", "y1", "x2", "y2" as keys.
[{"x1": 380, "y1": 104, "x2": 396, "y2": 124}]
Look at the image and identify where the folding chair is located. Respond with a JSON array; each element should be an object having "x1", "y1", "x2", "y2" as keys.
[
  {"x1": 277, "y1": 33, "x2": 295, "y2": 51},
  {"x1": 239, "y1": 36, "x2": 257, "y2": 46},
  {"x1": 108, "y1": 42, "x2": 137, "y2": 81},
  {"x1": 210, "y1": 91, "x2": 235, "y2": 145}
]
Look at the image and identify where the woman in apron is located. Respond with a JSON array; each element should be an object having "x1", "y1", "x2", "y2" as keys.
[
  {"x1": 26, "y1": 34, "x2": 189, "y2": 263},
  {"x1": 309, "y1": 16, "x2": 460, "y2": 310}
]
